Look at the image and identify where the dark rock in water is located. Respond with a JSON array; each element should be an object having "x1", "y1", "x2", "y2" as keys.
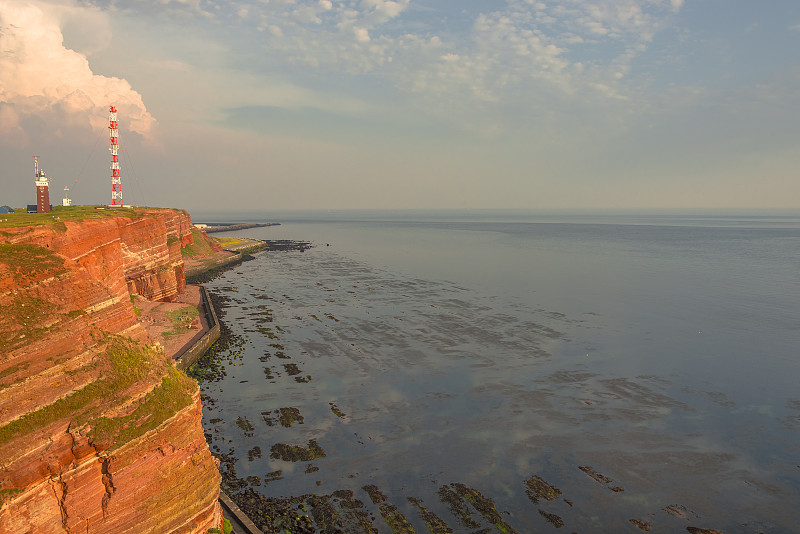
[
  {"x1": 247, "y1": 446, "x2": 262, "y2": 461},
  {"x1": 450, "y1": 483, "x2": 518, "y2": 534},
  {"x1": 407, "y1": 497, "x2": 453, "y2": 533},
  {"x1": 265, "y1": 240, "x2": 312, "y2": 252},
  {"x1": 304, "y1": 464, "x2": 319, "y2": 474},
  {"x1": 538, "y1": 509, "x2": 564, "y2": 528},
  {"x1": 524, "y1": 475, "x2": 562, "y2": 503},
  {"x1": 578, "y1": 465, "x2": 612, "y2": 485},
  {"x1": 437, "y1": 485, "x2": 480, "y2": 529},
  {"x1": 378, "y1": 503, "x2": 416, "y2": 533},
  {"x1": 362, "y1": 484, "x2": 388, "y2": 504},
  {"x1": 270, "y1": 439, "x2": 326, "y2": 462},
  {"x1": 262, "y1": 407, "x2": 305, "y2": 427}
]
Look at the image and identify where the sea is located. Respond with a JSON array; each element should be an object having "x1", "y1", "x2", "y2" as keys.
[{"x1": 190, "y1": 210, "x2": 800, "y2": 533}]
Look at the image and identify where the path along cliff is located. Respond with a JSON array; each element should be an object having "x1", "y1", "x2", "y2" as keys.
[{"x1": 0, "y1": 208, "x2": 223, "y2": 534}]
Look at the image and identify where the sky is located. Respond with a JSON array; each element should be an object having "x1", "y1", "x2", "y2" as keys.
[{"x1": 1, "y1": 0, "x2": 799, "y2": 212}]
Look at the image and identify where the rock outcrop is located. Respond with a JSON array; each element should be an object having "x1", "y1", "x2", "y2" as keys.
[{"x1": 0, "y1": 208, "x2": 221, "y2": 533}]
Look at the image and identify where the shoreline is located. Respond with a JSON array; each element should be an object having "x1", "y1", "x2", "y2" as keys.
[
  {"x1": 179, "y1": 238, "x2": 316, "y2": 534},
  {"x1": 172, "y1": 239, "x2": 277, "y2": 534}
]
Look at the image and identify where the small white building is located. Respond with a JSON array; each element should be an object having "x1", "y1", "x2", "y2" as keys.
[{"x1": 62, "y1": 186, "x2": 72, "y2": 207}]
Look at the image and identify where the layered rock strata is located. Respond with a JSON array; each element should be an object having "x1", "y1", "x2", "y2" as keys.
[{"x1": 0, "y1": 208, "x2": 221, "y2": 533}]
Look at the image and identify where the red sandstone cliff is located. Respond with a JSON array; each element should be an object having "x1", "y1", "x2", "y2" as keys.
[{"x1": 0, "y1": 208, "x2": 221, "y2": 533}]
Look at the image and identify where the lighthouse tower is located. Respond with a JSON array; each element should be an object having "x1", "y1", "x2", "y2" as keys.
[
  {"x1": 33, "y1": 156, "x2": 51, "y2": 213},
  {"x1": 109, "y1": 105, "x2": 123, "y2": 207}
]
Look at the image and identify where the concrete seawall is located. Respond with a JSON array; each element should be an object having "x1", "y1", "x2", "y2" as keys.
[{"x1": 176, "y1": 285, "x2": 220, "y2": 371}]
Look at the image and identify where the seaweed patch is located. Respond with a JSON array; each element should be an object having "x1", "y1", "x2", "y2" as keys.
[
  {"x1": 407, "y1": 496, "x2": 453, "y2": 533},
  {"x1": 524, "y1": 475, "x2": 562, "y2": 504},
  {"x1": 270, "y1": 439, "x2": 326, "y2": 462}
]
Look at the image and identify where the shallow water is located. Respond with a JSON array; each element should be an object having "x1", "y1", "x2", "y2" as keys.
[{"x1": 195, "y1": 212, "x2": 800, "y2": 533}]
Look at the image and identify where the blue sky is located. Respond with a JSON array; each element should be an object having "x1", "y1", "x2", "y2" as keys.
[{"x1": 1, "y1": 0, "x2": 798, "y2": 211}]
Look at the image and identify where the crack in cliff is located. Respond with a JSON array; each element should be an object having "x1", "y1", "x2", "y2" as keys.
[
  {"x1": 100, "y1": 456, "x2": 116, "y2": 518},
  {"x1": 50, "y1": 474, "x2": 70, "y2": 533},
  {"x1": 66, "y1": 422, "x2": 78, "y2": 466}
]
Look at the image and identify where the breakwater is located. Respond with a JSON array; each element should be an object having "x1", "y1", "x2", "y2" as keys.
[{"x1": 202, "y1": 223, "x2": 279, "y2": 233}]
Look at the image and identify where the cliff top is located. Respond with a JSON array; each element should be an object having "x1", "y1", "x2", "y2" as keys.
[{"x1": 0, "y1": 205, "x2": 188, "y2": 230}]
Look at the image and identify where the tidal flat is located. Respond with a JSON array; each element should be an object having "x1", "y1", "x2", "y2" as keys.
[{"x1": 189, "y1": 216, "x2": 800, "y2": 533}]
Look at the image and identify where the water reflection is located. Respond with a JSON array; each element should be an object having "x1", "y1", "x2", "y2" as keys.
[{"x1": 197, "y1": 219, "x2": 800, "y2": 533}]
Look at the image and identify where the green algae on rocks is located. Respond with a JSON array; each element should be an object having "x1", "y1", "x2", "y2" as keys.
[
  {"x1": 436, "y1": 485, "x2": 481, "y2": 529},
  {"x1": 270, "y1": 439, "x2": 326, "y2": 462},
  {"x1": 407, "y1": 497, "x2": 453, "y2": 534},
  {"x1": 449, "y1": 483, "x2": 518, "y2": 534},
  {"x1": 261, "y1": 407, "x2": 304, "y2": 427},
  {"x1": 379, "y1": 503, "x2": 416, "y2": 534},
  {"x1": 362, "y1": 484, "x2": 388, "y2": 504},
  {"x1": 524, "y1": 475, "x2": 562, "y2": 504},
  {"x1": 329, "y1": 402, "x2": 347, "y2": 419}
]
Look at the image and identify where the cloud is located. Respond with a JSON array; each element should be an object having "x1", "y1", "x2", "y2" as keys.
[
  {"x1": 0, "y1": 0, "x2": 156, "y2": 143},
  {"x1": 354, "y1": 26, "x2": 371, "y2": 42},
  {"x1": 44, "y1": 0, "x2": 689, "y2": 140},
  {"x1": 0, "y1": 104, "x2": 29, "y2": 148},
  {"x1": 360, "y1": 0, "x2": 409, "y2": 24}
]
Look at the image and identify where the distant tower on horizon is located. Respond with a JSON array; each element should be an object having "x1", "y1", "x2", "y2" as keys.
[
  {"x1": 62, "y1": 186, "x2": 72, "y2": 207},
  {"x1": 109, "y1": 105, "x2": 123, "y2": 207},
  {"x1": 33, "y1": 156, "x2": 51, "y2": 213}
]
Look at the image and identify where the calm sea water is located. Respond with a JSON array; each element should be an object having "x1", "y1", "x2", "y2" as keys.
[{"x1": 193, "y1": 211, "x2": 800, "y2": 533}]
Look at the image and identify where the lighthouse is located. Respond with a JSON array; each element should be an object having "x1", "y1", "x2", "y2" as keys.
[{"x1": 33, "y1": 156, "x2": 51, "y2": 213}]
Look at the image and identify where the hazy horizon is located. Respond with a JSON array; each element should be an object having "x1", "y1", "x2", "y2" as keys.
[{"x1": 2, "y1": 1, "x2": 799, "y2": 212}]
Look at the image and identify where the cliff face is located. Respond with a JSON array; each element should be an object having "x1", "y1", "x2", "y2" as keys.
[
  {"x1": 0, "y1": 209, "x2": 193, "y2": 303},
  {"x1": 0, "y1": 208, "x2": 221, "y2": 534}
]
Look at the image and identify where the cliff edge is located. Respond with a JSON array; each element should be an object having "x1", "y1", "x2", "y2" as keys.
[{"x1": 0, "y1": 208, "x2": 222, "y2": 534}]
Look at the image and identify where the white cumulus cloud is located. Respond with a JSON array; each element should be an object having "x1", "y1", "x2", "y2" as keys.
[
  {"x1": 354, "y1": 26, "x2": 371, "y2": 42},
  {"x1": 0, "y1": 0, "x2": 156, "y2": 142}
]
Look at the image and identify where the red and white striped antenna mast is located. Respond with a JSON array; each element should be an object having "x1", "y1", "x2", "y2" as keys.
[{"x1": 109, "y1": 105, "x2": 123, "y2": 206}]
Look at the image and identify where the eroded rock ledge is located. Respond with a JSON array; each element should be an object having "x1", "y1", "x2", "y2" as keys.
[{"x1": 0, "y1": 208, "x2": 222, "y2": 533}]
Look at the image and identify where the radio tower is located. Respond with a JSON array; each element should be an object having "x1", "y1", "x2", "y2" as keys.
[{"x1": 109, "y1": 105, "x2": 123, "y2": 207}]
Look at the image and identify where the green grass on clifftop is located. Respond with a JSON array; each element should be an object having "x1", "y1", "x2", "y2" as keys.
[{"x1": 0, "y1": 205, "x2": 187, "y2": 229}]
